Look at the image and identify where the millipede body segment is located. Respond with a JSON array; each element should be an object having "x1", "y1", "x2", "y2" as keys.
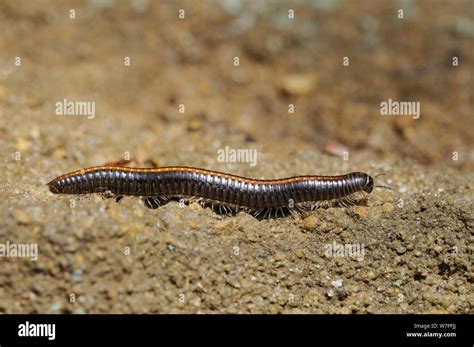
[{"x1": 47, "y1": 166, "x2": 375, "y2": 216}]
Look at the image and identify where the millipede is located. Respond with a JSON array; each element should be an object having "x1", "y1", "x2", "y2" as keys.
[{"x1": 47, "y1": 165, "x2": 391, "y2": 218}]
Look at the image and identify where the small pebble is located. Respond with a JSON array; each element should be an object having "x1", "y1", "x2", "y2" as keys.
[
  {"x1": 331, "y1": 279, "x2": 343, "y2": 288},
  {"x1": 396, "y1": 246, "x2": 406, "y2": 255},
  {"x1": 215, "y1": 219, "x2": 233, "y2": 232},
  {"x1": 278, "y1": 73, "x2": 317, "y2": 96},
  {"x1": 294, "y1": 249, "x2": 304, "y2": 259},
  {"x1": 354, "y1": 206, "x2": 368, "y2": 219},
  {"x1": 14, "y1": 210, "x2": 30, "y2": 225},
  {"x1": 26, "y1": 95, "x2": 43, "y2": 108},
  {"x1": 303, "y1": 214, "x2": 318, "y2": 231},
  {"x1": 382, "y1": 203, "x2": 395, "y2": 212},
  {"x1": 52, "y1": 148, "x2": 67, "y2": 160},
  {"x1": 49, "y1": 303, "x2": 62, "y2": 314}
]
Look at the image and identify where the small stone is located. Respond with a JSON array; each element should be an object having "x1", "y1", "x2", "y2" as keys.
[
  {"x1": 31, "y1": 283, "x2": 42, "y2": 294},
  {"x1": 14, "y1": 210, "x2": 30, "y2": 225},
  {"x1": 303, "y1": 214, "x2": 318, "y2": 231},
  {"x1": 424, "y1": 275, "x2": 435, "y2": 285},
  {"x1": 49, "y1": 303, "x2": 62, "y2": 314},
  {"x1": 52, "y1": 148, "x2": 67, "y2": 160},
  {"x1": 399, "y1": 230, "x2": 408, "y2": 241},
  {"x1": 319, "y1": 221, "x2": 329, "y2": 232},
  {"x1": 331, "y1": 279, "x2": 343, "y2": 288},
  {"x1": 382, "y1": 203, "x2": 395, "y2": 212},
  {"x1": 364, "y1": 270, "x2": 376, "y2": 281},
  {"x1": 71, "y1": 269, "x2": 83, "y2": 283},
  {"x1": 187, "y1": 219, "x2": 198, "y2": 229},
  {"x1": 215, "y1": 219, "x2": 233, "y2": 232},
  {"x1": 26, "y1": 95, "x2": 43, "y2": 108},
  {"x1": 396, "y1": 246, "x2": 406, "y2": 255},
  {"x1": 354, "y1": 206, "x2": 368, "y2": 219},
  {"x1": 324, "y1": 141, "x2": 349, "y2": 158},
  {"x1": 187, "y1": 120, "x2": 202, "y2": 132},
  {"x1": 273, "y1": 251, "x2": 285, "y2": 262},
  {"x1": 278, "y1": 73, "x2": 318, "y2": 96},
  {"x1": 295, "y1": 249, "x2": 304, "y2": 259}
]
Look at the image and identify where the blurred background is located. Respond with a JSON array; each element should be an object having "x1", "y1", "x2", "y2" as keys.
[{"x1": 1, "y1": 0, "x2": 472, "y2": 170}]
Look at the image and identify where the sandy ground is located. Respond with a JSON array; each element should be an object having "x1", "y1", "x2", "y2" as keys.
[{"x1": 0, "y1": 0, "x2": 472, "y2": 313}]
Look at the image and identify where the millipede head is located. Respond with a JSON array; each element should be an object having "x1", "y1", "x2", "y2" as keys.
[
  {"x1": 47, "y1": 178, "x2": 63, "y2": 194},
  {"x1": 362, "y1": 174, "x2": 375, "y2": 194},
  {"x1": 350, "y1": 172, "x2": 375, "y2": 194},
  {"x1": 47, "y1": 176, "x2": 77, "y2": 194}
]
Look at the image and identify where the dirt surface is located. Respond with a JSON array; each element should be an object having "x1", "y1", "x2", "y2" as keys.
[{"x1": 0, "y1": 0, "x2": 472, "y2": 313}]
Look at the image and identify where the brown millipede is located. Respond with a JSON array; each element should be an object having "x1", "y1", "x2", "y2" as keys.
[{"x1": 47, "y1": 166, "x2": 391, "y2": 218}]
